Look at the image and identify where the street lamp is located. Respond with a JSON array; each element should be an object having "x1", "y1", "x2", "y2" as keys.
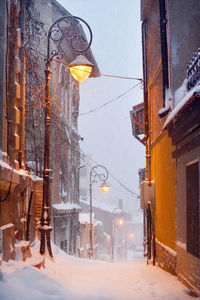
[
  {"x1": 89, "y1": 165, "x2": 109, "y2": 259},
  {"x1": 111, "y1": 208, "x2": 124, "y2": 262},
  {"x1": 39, "y1": 16, "x2": 93, "y2": 258}
]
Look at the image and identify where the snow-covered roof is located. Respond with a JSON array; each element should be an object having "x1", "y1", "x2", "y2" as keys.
[
  {"x1": 80, "y1": 197, "x2": 123, "y2": 214},
  {"x1": 79, "y1": 213, "x2": 94, "y2": 223},
  {"x1": 53, "y1": 202, "x2": 82, "y2": 212},
  {"x1": 79, "y1": 213, "x2": 102, "y2": 227},
  {"x1": 163, "y1": 84, "x2": 200, "y2": 129}
]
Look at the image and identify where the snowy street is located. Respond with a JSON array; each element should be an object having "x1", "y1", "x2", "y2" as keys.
[{"x1": 0, "y1": 245, "x2": 197, "y2": 300}]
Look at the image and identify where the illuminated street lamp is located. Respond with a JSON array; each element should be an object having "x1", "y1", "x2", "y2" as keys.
[
  {"x1": 89, "y1": 165, "x2": 109, "y2": 259},
  {"x1": 112, "y1": 208, "x2": 124, "y2": 262},
  {"x1": 39, "y1": 16, "x2": 93, "y2": 258},
  {"x1": 117, "y1": 219, "x2": 124, "y2": 226},
  {"x1": 69, "y1": 55, "x2": 93, "y2": 82}
]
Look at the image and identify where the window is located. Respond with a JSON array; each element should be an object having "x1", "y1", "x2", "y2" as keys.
[{"x1": 186, "y1": 160, "x2": 200, "y2": 258}]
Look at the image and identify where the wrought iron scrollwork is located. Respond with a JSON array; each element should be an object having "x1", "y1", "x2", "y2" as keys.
[
  {"x1": 47, "y1": 16, "x2": 93, "y2": 64},
  {"x1": 90, "y1": 165, "x2": 109, "y2": 187}
]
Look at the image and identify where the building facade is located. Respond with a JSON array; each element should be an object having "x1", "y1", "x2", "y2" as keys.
[
  {"x1": 0, "y1": 0, "x2": 99, "y2": 262},
  {"x1": 0, "y1": 0, "x2": 32, "y2": 263},
  {"x1": 24, "y1": 0, "x2": 99, "y2": 256},
  {"x1": 131, "y1": 0, "x2": 200, "y2": 294}
]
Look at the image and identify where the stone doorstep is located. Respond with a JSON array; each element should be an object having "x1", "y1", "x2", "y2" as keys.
[{"x1": 15, "y1": 240, "x2": 44, "y2": 269}]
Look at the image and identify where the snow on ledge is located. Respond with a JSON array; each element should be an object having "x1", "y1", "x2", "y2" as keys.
[
  {"x1": 176, "y1": 241, "x2": 186, "y2": 251},
  {"x1": 163, "y1": 84, "x2": 200, "y2": 129},
  {"x1": 53, "y1": 202, "x2": 82, "y2": 211},
  {"x1": 0, "y1": 223, "x2": 14, "y2": 231},
  {"x1": 156, "y1": 239, "x2": 177, "y2": 257}
]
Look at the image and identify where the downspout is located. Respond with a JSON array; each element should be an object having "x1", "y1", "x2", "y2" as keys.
[
  {"x1": 19, "y1": 0, "x2": 25, "y2": 169},
  {"x1": 159, "y1": 0, "x2": 169, "y2": 107},
  {"x1": 141, "y1": 19, "x2": 150, "y2": 184},
  {"x1": 148, "y1": 60, "x2": 162, "y2": 186},
  {"x1": 147, "y1": 60, "x2": 162, "y2": 266}
]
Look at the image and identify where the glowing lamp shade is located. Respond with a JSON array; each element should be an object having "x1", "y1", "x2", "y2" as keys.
[
  {"x1": 129, "y1": 232, "x2": 134, "y2": 238},
  {"x1": 99, "y1": 183, "x2": 110, "y2": 193},
  {"x1": 69, "y1": 55, "x2": 93, "y2": 83},
  {"x1": 70, "y1": 65, "x2": 92, "y2": 82},
  {"x1": 118, "y1": 219, "x2": 124, "y2": 226}
]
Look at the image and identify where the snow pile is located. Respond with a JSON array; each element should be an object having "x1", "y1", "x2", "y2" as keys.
[{"x1": 0, "y1": 242, "x2": 198, "y2": 300}]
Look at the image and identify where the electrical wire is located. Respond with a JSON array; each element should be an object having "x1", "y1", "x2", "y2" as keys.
[
  {"x1": 22, "y1": 45, "x2": 142, "y2": 81},
  {"x1": 79, "y1": 82, "x2": 141, "y2": 116}
]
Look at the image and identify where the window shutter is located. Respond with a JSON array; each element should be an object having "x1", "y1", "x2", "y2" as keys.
[{"x1": 186, "y1": 161, "x2": 200, "y2": 258}]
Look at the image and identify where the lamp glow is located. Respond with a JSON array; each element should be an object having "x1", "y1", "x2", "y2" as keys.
[
  {"x1": 99, "y1": 183, "x2": 110, "y2": 193},
  {"x1": 69, "y1": 55, "x2": 93, "y2": 83},
  {"x1": 118, "y1": 219, "x2": 124, "y2": 226},
  {"x1": 129, "y1": 232, "x2": 134, "y2": 238},
  {"x1": 70, "y1": 65, "x2": 92, "y2": 82}
]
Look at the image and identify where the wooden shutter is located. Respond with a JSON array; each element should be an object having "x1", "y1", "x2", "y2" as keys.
[{"x1": 186, "y1": 161, "x2": 200, "y2": 258}]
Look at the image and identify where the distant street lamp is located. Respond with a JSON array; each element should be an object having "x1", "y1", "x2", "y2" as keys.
[
  {"x1": 89, "y1": 165, "x2": 109, "y2": 259},
  {"x1": 39, "y1": 16, "x2": 93, "y2": 258},
  {"x1": 111, "y1": 208, "x2": 124, "y2": 262}
]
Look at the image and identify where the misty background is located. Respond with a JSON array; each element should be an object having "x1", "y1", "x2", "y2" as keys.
[{"x1": 57, "y1": 0, "x2": 145, "y2": 213}]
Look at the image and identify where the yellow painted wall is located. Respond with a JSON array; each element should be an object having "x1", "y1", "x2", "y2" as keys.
[{"x1": 152, "y1": 131, "x2": 176, "y2": 250}]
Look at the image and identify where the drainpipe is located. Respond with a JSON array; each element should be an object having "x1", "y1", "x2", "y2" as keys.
[
  {"x1": 159, "y1": 0, "x2": 169, "y2": 106},
  {"x1": 19, "y1": 0, "x2": 26, "y2": 169}
]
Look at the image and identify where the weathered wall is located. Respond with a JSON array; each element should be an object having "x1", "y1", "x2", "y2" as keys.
[
  {"x1": 0, "y1": 0, "x2": 7, "y2": 153},
  {"x1": 152, "y1": 132, "x2": 176, "y2": 250}
]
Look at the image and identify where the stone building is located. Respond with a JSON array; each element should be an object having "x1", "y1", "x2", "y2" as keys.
[
  {"x1": 24, "y1": 0, "x2": 99, "y2": 255},
  {"x1": 130, "y1": 0, "x2": 200, "y2": 294},
  {"x1": 0, "y1": 0, "x2": 33, "y2": 263},
  {"x1": 0, "y1": 0, "x2": 99, "y2": 262}
]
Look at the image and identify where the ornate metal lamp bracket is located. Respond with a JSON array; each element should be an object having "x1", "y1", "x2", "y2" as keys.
[
  {"x1": 90, "y1": 165, "x2": 109, "y2": 187},
  {"x1": 46, "y1": 15, "x2": 93, "y2": 66}
]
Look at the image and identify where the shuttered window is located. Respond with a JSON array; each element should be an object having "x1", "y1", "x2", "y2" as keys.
[{"x1": 186, "y1": 160, "x2": 200, "y2": 258}]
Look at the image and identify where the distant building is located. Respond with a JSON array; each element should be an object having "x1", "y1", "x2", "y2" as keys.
[{"x1": 79, "y1": 213, "x2": 111, "y2": 261}]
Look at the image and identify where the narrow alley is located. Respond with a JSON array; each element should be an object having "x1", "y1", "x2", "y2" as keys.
[{"x1": 0, "y1": 244, "x2": 196, "y2": 300}]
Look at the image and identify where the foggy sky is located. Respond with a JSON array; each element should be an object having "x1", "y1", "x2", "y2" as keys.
[{"x1": 56, "y1": 0, "x2": 145, "y2": 210}]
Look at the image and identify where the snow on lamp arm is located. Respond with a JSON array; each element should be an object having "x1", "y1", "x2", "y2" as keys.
[
  {"x1": 39, "y1": 15, "x2": 93, "y2": 258},
  {"x1": 89, "y1": 165, "x2": 110, "y2": 259}
]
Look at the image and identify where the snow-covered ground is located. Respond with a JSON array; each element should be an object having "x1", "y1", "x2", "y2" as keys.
[{"x1": 0, "y1": 243, "x2": 197, "y2": 300}]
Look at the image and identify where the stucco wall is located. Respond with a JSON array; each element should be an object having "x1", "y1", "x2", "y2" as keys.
[{"x1": 152, "y1": 131, "x2": 176, "y2": 250}]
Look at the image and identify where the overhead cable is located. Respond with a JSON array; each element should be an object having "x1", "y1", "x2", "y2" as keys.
[{"x1": 79, "y1": 82, "x2": 141, "y2": 116}]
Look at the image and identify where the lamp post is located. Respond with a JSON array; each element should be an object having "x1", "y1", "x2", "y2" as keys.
[
  {"x1": 39, "y1": 16, "x2": 93, "y2": 257},
  {"x1": 89, "y1": 165, "x2": 109, "y2": 259},
  {"x1": 111, "y1": 208, "x2": 124, "y2": 262}
]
